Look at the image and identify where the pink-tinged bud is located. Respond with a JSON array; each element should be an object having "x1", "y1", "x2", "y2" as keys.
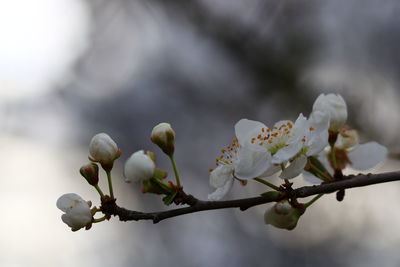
[
  {"x1": 80, "y1": 163, "x2": 99, "y2": 186},
  {"x1": 312, "y1": 93, "x2": 347, "y2": 132},
  {"x1": 124, "y1": 150, "x2": 156, "y2": 183},
  {"x1": 264, "y1": 200, "x2": 305, "y2": 230},
  {"x1": 151, "y1": 123, "x2": 176, "y2": 156},
  {"x1": 89, "y1": 133, "x2": 120, "y2": 171}
]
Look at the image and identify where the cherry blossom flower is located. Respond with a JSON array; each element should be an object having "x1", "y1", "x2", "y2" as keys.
[
  {"x1": 208, "y1": 138, "x2": 269, "y2": 200},
  {"x1": 56, "y1": 193, "x2": 92, "y2": 231},
  {"x1": 235, "y1": 112, "x2": 329, "y2": 180}
]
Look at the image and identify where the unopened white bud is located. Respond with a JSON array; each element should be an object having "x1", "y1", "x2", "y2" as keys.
[
  {"x1": 312, "y1": 93, "x2": 347, "y2": 132},
  {"x1": 264, "y1": 200, "x2": 304, "y2": 230},
  {"x1": 56, "y1": 193, "x2": 92, "y2": 231},
  {"x1": 89, "y1": 133, "x2": 120, "y2": 170},
  {"x1": 151, "y1": 123, "x2": 176, "y2": 156},
  {"x1": 336, "y1": 129, "x2": 359, "y2": 149},
  {"x1": 124, "y1": 150, "x2": 156, "y2": 183}
]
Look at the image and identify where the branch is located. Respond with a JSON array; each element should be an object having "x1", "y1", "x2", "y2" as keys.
[{"x1": 101, "y1": 171, "x2": 400, "y2": 224}]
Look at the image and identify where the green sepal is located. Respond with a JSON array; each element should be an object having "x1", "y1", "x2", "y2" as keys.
[
  {"x1": 149, "y1": 178, "x2": 174, "y2": 194},
  {"x1": 305, "y1": 156, "x2": 332, "y2": 182},
  {"x1": 162, "y1": 190, "x2": 178, "y2": 206},
  {"x1": 153, "y1": 168, "x2": 168, "y2": 180}
]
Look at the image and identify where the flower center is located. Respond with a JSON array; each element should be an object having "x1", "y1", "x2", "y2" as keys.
[
  {"x1": 250, "y1": 121, "x2": 293, "y2": 154},
  {"x1": 211, "y1": 138, "x2": 239, "y2": 171}
]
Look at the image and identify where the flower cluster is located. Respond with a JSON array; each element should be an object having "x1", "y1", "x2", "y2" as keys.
[
  {"x1": 56, "y1": 93, "x2": 388, "y2": 232},
  {"x1": 209, "y1": 93, "x2": 387, "y2": 229}
]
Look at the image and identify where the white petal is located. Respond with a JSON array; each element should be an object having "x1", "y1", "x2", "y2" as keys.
[
  {"x1": 259, "y1": 164, "x2": 281, "y2": 178},
  {"x1": 307, "y1": 130, "x2": 328, "y2": 156},
  {"x1": 272, "y1": 142, "x2": 303, "y2": 164},
  {"x1": 309, "y1": 110, "x2": 330, "y2": 134},
  {"x1": 348, "y1": 142, "x2": 388, "y2": 170},
  {"x1": 290, "y1": 113, "x2": 308, "y2": 141},
  {"x1": 209, "y1": 165, "x2": 234, "y2": 188},
  {"x1": 235, "y1": 119, "x2": 267, "y2": 145},
  {"x1": 208, "y1": 179, "x2": 234, "y2": 201},
  {"x1": 302, "y1": 171, "x2": 323, "y2": 184},
  {"x1": 56, "y1": 193, "x2": 84, "y2": 212},
  {"x1": 234, "y1": 146, "x2": 272, "y2": 179},
  {"x1": 280, "y1": 155, "x2": 308, "y2": 179}
]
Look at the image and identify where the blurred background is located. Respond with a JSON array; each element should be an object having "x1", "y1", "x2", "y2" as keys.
[{"x1": 1, "y1": 0, "x2": 400, "y2": 266}]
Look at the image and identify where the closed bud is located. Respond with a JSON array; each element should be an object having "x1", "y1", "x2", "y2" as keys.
[
  {"x1": 312, "y1": 93, "x2": 347, "y2": 132},
  {"x1": 89, "y1": 133, "x2": 120, "y2": 170},
  {"x1": 80, "y1": 163, "x2": 99, "y2": 186},
  {"x1": 124, "y1": 150, "x2": 156, "y2": 183},
  {"x1": 151, "y1": 123, "x2": 176, "y2": 156},
  {"x1": 335, "y1": 129, "x2": 359, "y2": 149},
  {"x1": 264, "y1": 200, "x2": 305, "y2": 230}
]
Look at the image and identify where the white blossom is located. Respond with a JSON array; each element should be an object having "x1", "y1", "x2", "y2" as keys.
[
  {"x1": 235, "y1": 112, "x2": 329, "y2": 180},
  {"x1": 208, "y1": 138, "x2": 269, "y2": 200},
  {"x1": 312, "y1": 93, "x2": 347, "y2": 132},
  {"x1": 56, "y1": 193, "x2": 92, "y2": 231},
  {"x1": 89, "y1": 133, "x2": 119, "y2": 166},
  {"x1": 124, "y1": 150, "x2": 156, "y2": 183}
]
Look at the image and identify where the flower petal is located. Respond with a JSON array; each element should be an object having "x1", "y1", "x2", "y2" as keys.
[
  {"x1": 56, "y1": 193, "x2": 85, "y2": 212},
  {"x1": 209, "y1": 165, "x2": 234, "y2": 188},
  {"x1": 348, "y1": 142, "x2": 388, "y2": 170},
  {"x1": 306, "y1": 130, "x2": 329, "y2": 156},
  {"x1": 280, "y1": 155, "x2": 307, "y2": 179},
  {"x1": 290, "y1": 113, "x2": 308, "y2": 141},
  {"x1": 234, "y1": 146, "x2": 272, "y2": 179},
  {"x1": 259, "y1": 164, "x2": 281, "y2": 178},
  {"x1": 235, "y1": 119, "x2": 267, "y2": 145},
  {"x1": 309, "y1": 110, "x2": 329, "y2": 133},
  {"x1": 272, "y1": 142, "x2": 303, "y2": 164},
  {"x1": 208, "y1": 178, "x2": 234, "y2": 201}
]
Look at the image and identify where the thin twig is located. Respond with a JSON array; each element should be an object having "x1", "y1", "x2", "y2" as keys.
[{"x1": 101, "y1": 171, "x2": 400, "y2": 224}]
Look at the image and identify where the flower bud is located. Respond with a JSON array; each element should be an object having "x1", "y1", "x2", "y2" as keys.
[
  {"x1": 312, "y1": 93, "x2": 347, "y2": 132},
  {"x1": 264, "y1": 200, "x2": 305, "y2": 230},
  {"x1": 56, "y1": 193, "x2": 93, "y2": 231},
  {"x1": 151, "y1": 123, "x2": 176, "y2": 156},
  {"x1": 79, "y1": 163, "x2": 99, "y2": 186},
  {"x1": 124, "y1": 150, "x2": 156, "y2": 183},
  {"x1": 335, "y1": 129, "x2": 359, "y2": 149},
  {"x1": 89, "y1": 133, "x2": 120, "y2": 170}
]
